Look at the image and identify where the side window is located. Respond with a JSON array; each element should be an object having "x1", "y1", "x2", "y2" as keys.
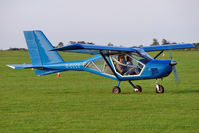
[
  {"x1": 85, "y1": 58, "x2": 114, "y2": 75},
  {"x1": 111, "y1": 54, "x2": 144, "y2": 76}
]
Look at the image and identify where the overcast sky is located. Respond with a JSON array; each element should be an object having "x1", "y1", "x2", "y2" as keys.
[{"x1": 0, "y1": 0, "x2": 199, "y2": 49}]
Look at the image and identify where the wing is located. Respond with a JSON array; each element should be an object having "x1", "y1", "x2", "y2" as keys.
[
  {"x1": 51, "y1": 43, "x2": 194, "y2": 55},
  {"x1": 141, "y1": 43, "x2": 194, "y2": 52},
  {"x1": 51, "y1": 44, "x2": 135, "y2": 55}
]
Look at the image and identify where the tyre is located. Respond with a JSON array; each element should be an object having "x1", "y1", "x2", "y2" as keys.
[
  {"x1": 134, "y1": 85, "x2": 142, "y2": 92},
  {"x1": 112, "y1": 86, "x2": 121, "y2": 94},
  {"x1": 156, "y1": 85, "x2": 164, "y2": 93}
]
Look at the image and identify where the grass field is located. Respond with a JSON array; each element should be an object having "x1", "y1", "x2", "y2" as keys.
[{"x1": 0, "y1": 50, "x2": 199, "y2": 132}]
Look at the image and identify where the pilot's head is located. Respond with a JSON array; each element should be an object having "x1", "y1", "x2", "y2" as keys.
[{"x1": 118, "y1": 55, "x2": 124, "y2": 63}]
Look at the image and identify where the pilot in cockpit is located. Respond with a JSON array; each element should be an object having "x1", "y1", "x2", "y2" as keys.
[
  {"x1": 124, "y1": 56, "x2": 140, "y2": 75},
  {"x1": 115, "y1": 55, "x2": 127, "y2": 75}
]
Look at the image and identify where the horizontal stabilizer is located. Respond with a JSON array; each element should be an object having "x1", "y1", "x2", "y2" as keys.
[
  {"x1": 7, "y1": 64, "x2": 64, "y2": 75},
  {"x1": 7, "y1": 64, "x2": 42, "y2": 69}
]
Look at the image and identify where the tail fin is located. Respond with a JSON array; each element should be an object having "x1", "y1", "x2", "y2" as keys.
[
  {"x1": 24, "y1": 30, "x2": 64, "y2": 65},
  {"x1": 23, "y1": 30, "x2": 64, "y2": 75}
]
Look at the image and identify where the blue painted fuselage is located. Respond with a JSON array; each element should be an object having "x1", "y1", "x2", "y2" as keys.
[{"x1": 41, "y1": 55, "x2": 173, "y2": 81}]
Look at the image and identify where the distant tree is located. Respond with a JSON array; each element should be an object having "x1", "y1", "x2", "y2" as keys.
[
  {"x1": 162, "y1": 39, "x2": 170, "y2": 45},
  {"x1": 151, "y1": 38, "x2": 159, "y2": 46},
  {"x1": 138, "y1": 45, "x2": 143, "y2": 47},
  {"x1": 193, "y1": 43, "x2": 199, "y2": 49},
  {"x1": 87, "y1": 42, "x2": 95, "y2": 45},
  {"x1": 68, "y1": 41, "x2": 95, "y2": 45},
  {"x1": 69, "y1": 41, "x2": 76, "y2": 44},
  {"x1": 57, "y1": 42, "x2": 64, "y2": 48},
  {"x1": 171, "y1": 42, "x2": 177, "y2": 44},
  {"x1": 77, "y1": 41, "x2": 86, "y2": 44},
  {"x1": 7, "y1": 48, "x2": 27, "y2": 51},
  {"x1": 107, "y1": 42, "x2": 114, "y2": 46}
]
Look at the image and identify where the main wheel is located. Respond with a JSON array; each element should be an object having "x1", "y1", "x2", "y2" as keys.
[
  {"x1": 112, "y1": 86, "x2": 121, "y2": 94},
  {"x1": 156, "y1": 85, "x2": 164, "y2": 93},
  {"x1": 133, "y1": 85, "x2": 142, "y2": 92}
]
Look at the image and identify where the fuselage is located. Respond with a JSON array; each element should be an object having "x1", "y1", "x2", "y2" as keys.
[{"x1": 42, "y1": 53, "x2": 174, "y2": 81}]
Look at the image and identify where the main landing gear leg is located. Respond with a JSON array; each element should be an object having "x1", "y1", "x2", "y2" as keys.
[
  {"x1": 112, "y1": 81, "x2": 121, "y2": 94},
  {"x1": 128, "y1": 80, "x2": 142, "y2": 93},
  {"x1": 155, "y1": 79, "x2": 164, "y2": 93}
]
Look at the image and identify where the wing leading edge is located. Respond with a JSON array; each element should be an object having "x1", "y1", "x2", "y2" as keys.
[
  {"x1": 51, "y1": 44, "x2": 135, "y2": 55},
  {"x1": 141, "y1": 43, "x2": 194, "y2": 52}
]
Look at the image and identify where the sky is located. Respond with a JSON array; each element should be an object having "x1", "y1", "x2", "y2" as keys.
[{"x1": 0, "y1": 0, "x2": 199, "y2": 49}]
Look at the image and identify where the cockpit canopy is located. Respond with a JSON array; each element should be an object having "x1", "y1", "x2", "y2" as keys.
[{"x1": 85, "y1": 48, "x2": 153, "y2": 77}]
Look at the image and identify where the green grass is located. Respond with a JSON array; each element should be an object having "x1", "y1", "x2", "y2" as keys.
[{"x1": 0, "y1": 50, "x2": 199, "y2": 133}]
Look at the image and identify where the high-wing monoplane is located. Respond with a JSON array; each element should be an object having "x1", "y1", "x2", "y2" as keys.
[{"x1": 7, "y1": 31, "x2": 194, "y2": 94}]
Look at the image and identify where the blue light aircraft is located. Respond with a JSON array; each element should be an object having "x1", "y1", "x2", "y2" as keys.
[{"x1": 7, "y1": 30, "x2": 194, "y2": 94}]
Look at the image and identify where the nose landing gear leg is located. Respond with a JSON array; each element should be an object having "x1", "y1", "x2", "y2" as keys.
[{"x1": 155, "y1": 79, "x2": 164, "y2": 93}]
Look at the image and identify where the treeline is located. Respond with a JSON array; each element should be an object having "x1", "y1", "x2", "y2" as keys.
[
  {"x1": 149, "y1": 38, "x2": 199, "y2": 50},
  {"x1": 3, "y1": 38, "x2": 199, "y2": 51},
  {"x1": 2, "y1": 48, "x2": 28, "y2": 51},
  {"x1": 55, "y1": 41, "x2": 95, "y2": 48},
  {"x1": 55, "y1": 38, "x2": 199, "y2": 50}
]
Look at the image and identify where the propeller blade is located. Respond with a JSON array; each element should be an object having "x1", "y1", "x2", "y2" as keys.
[
  {"x1": 172, "y1": 66, "x2": 179, "y2": 83},
  {"x1": 169, "y1": 50, "x2": 179, "y2": 83},
  {"x1": 169, "y1": 50, "x2": 173, "y2": 61}
]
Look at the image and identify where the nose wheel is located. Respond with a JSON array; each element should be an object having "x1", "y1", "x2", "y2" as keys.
[
  {"x1": 155, "y1": 80, "x2": 164, "y2": 93},
  {"x1": 155, "y1": 85, "x2": 164, "y2": 93}
]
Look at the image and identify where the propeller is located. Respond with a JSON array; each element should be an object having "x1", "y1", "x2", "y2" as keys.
[{"x1": 169, "y1": 51, "x2": 179, "y2": 83}]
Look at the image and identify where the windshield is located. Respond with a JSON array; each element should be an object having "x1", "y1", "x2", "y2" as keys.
[{"x1": 130, "y1": 48, "x2": 152, "y2": 64}]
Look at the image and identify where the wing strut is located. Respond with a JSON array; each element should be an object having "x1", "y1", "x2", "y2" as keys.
[{"x1": 154, "y1": 50, "x2": 164, "y2": 59}]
